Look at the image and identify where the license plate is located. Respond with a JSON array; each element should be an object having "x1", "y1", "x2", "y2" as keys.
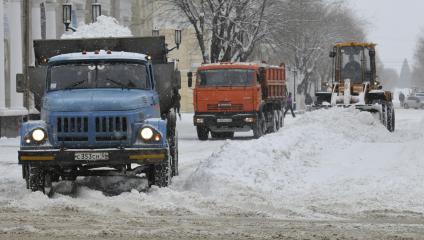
[
  {"x1": 75, "y1": 152, "x2": 109, "y2": 161},
  {"x1": 217, "y1": 118, "x2": 232, "y2": 123}
]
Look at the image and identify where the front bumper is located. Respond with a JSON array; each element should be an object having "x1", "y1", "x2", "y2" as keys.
[
  {"x1": 194, "y1": 112, "x2": 257, "y2": 132},
  {"x1": 18, "y1": 147, "x2": 168, "y2": 167}
]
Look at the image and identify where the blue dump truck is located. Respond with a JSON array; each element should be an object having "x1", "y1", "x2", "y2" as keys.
[{"x1": 16, "y1": 37, "x2": 180, "y2": 194}]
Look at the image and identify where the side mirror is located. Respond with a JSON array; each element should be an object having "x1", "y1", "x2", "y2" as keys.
[
  {"x1": 16, "y1": 73, "x2": 25, "y2": 93},
  {"x1": 369, "y1": 50, "x2": 376, "y2": 57},
  {"x1": 187, "y1": 72, "x2": 193, "y2": 88},
  {"x1": 329, "y1": 51, "x2": 336, "y2": 58}
]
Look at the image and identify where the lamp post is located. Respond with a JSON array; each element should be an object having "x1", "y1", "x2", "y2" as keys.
[
  {"x1": 164, "y1": 29, "x2": 182, "y2": 53},
  {"x1": 152, "y1": 28, "x2": 159, "y2": 37},
  {"x1": 62, "y1": 3, "x2": 74, "y2": 32},
  {"x1": 288, "y1": 66, "x2": 297, "y2": 110},
  {"x1": 91, "y1": 1, "x2": 101, "y2": 23}
]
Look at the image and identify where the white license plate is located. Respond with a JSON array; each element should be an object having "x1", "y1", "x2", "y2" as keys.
[
  {"x1": 217, "y1": 118, "x2": 232, "y2": 123},
  {"x1": 75, "y1": 152, "x2": 109, "y2": 161}
]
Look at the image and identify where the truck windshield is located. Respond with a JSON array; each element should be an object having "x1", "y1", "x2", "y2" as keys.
[
  {"x1": 198, "y1": 69, "x2": 254, "y2": 87},
  {"x1": 48, "y1": 62, "x2": 150, "y2": 91}
]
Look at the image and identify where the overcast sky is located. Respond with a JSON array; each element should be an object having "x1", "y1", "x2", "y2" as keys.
[{"x1": 348, "y1": 0, "x2": 424, "y2": 73}]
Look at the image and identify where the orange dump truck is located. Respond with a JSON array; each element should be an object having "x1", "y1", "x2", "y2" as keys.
[{"x1": 188, "y1": 62, "x2": 286, "y2": 140}]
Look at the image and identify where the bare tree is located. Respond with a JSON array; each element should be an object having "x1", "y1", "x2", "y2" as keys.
[
  {"x1": 265, "y1": 0, "x2": 366, "y2": 95},
  {"x1": 412, "y1": 33, "x2": 424, "y2": 89},
  {"x1": 165, "y1": 0, "x2": 270, "y2": 63}
]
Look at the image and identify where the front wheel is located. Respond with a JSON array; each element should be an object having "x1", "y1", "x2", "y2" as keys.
[
  {"x1": 148, "y1": 157, "x2": 172, "y2": 187},
  {"x1": 28, "y1": 166, "x2": 52, "y2": 195},
  {"x1": 170, "y1": 131, "x2": 179, "y2": 177},
  {"x1": 253, "y1": 112, "x2": 266, "y2": 139},
  {"x1": 196, "y1": 126, "x2": 209, "y2": 141}
]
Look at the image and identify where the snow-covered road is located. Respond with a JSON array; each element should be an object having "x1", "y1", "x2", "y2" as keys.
[{"x1": 1, "y1": 108, "x2": 424, "y2": 239}]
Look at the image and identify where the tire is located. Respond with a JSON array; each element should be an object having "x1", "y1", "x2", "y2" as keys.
[
  {"x1": 387, "y1": 105, "x2": 395, "y2": 132},
  {"x1": 273, "y1": 110, "x2": 280, "y2": 131},
  {"x1": 28, "y1": 166, "x2": 52, "y2": 195},
  {"x1": 404, "y1": 103, "x2": 409, "y2": 109},
  {"x1": 253, "y1": 112, "x2": 266, "y2": 139},
  {"x1": 170, "y1": 131, "x2": 179, "y2": 177},
  {"x1": 196, "y1": 126, "x2": 209, "y2": 141},
  {"x1": 278, "y1": 110, "x2": 284, "y2": 128},
  {"x1": 149, "y1": 156, "x2": 172, "y2": 187},
  {"x1": 381, "y1": 103, "x2": 387, "y2": 126}
]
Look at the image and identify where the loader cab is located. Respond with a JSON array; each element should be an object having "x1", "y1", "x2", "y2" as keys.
[{"x1": 331, "y1": 43, "x2": 377, "y2": 86}]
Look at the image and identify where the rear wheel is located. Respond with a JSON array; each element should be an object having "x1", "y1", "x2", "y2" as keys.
[{"x1": 196, "y1": 126, "x2": 209, "y2": 141}]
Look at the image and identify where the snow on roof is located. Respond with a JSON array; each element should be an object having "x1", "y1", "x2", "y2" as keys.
[
  {"x1": 61, "y1": 16, "x2": 132, "y2": 39},
  {"x1": 49, "y1": 50, "x2": 147, "y2": 63}
]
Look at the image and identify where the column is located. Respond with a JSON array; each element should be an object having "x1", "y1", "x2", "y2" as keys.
[
  {"x1": 31, "y1": 1, "x2": 42, "y2": 64},
  {"x1": 0, "y1": 0, "x2": 5, "y2": 110},
  {"x1": 46, "y1": 2, "x2": 56, "y2": 39},
  {"x1": 8, "y1": 0, "x2": 24, "y2": 110}
]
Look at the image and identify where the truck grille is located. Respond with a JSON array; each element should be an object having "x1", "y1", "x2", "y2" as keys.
[
  {"x1": 207, "y1": 103, "x2": 243, "y2": 111},
  {"x1": 95, "y1": 116, "x2": 128, "y2": 141},
  {"x1": 54, "y1": 115, "x2": 130, "y2": 146}
]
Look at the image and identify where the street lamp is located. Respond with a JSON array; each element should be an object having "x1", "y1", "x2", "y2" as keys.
[
  {"x1": 287, "y1": 66, "x2": 297, "y2": 110},
  {"x1": 91, "y1": 2, "x2": 102, "y2": 23},
  {"x1": 174, "y1": 29, "x2": 182, "y2": 49},
  {"x1": 62, "y1": 3, "x2": 75, "y2": 32},
  {"x1": 164, "y1": 29, "x2": 183, "y2": 53},
  {"x1": 152, "y1": 28, "x2": 160, "y2": 37}
]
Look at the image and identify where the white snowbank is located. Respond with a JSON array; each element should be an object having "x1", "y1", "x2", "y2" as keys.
[
  {"x1": 176, "y1": 108, "x2": 424, "y2": 218},
  {"x1": 61, "y1": 16, "x2": 132, "y2": 39},
  {"x1": 1, "y1": 109, "x2": 424, "y2": 220}
]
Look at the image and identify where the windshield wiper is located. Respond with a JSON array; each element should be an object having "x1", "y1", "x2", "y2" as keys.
[
  {"x1": 63, "y1": 79, "x2": 87, "y2": 90},
  {"x1": 105, "y1": 78, "x2": 127, "y2": 89}
]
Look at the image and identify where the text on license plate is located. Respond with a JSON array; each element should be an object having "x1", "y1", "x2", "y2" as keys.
[
  {"x1": 217, "y1": 118, "x2": 233, "y2": 123},
  {"x1": 75, "y1": 152, "x2": 109, "y2": 161}
]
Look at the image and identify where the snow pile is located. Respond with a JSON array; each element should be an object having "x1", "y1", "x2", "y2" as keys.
[
  {"x1": 178, "y1": 108, "x2": 424, "y2": 218},
  {"x1": 1, "y1": 109, "x2": 424, "y2": 220},
  {"x1": 61, "y1": 16, "x2": 132, "y2": 39}
]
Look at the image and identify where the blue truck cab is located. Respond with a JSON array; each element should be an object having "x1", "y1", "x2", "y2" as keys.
[{"x1": 17, "y1": 37, "x2": 180, "y2": 194}]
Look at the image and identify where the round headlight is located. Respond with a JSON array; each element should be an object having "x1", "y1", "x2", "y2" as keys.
[
  {"x1": 32, "y1": 129, "x2": 46, "y2": 142},
  {"x1": 140, "y1": 127, "x2": 154, "y2": 140}
]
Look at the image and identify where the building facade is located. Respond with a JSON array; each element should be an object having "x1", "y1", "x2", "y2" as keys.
[{"x1": 0, "y1": 0, "x2": 201, "y2": 137}]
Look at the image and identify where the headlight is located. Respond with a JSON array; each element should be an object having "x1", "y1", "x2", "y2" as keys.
[
  {"x1": 140, "y1": 127, "x2": 154, "y2": 140},
  {"x1": 195, "y1": 118, "x2": 204, "y2": 124},
  {"x1": 244, "y1": 117, "x2": 255, "y2": 123},
  {"x1": 31, "y1": 129, "x2": 46, "y2": 143}
]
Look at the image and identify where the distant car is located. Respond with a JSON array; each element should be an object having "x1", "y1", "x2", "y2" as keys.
[{"x1": 404, "y1": 95, "x2": 424, "y2": 109}]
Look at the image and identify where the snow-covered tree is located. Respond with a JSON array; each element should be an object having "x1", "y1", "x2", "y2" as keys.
[
  {"x1": 264, "y1": 0, "x2": 366, "y2": 95},
  {"x1": 412, "y1": 34, "x2": 424, "y2": 89},
  {"x1": 165, "y1": 0, "x2": 270, "y2": 63},
  {"x1": 399, "y1": 59, "x2": 412, "y2": 88}
]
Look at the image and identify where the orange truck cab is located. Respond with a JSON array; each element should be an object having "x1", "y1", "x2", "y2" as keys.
[{"x1": 188, "y1": 62, "x2": 287, "y2": 140}]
